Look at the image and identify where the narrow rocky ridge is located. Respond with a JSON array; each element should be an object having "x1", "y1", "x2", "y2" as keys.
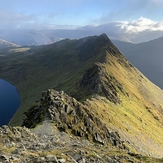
[
  {"x1": 79, "y1": 64, "x2": 124, "y2": 104},
  {"x1": 23, "y1": 89, "x2": 125, "y2": 148}
]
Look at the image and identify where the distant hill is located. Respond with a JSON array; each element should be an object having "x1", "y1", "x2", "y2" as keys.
[
  {"x1": 0, "y1": 28, "x2": 134, "y2": 47},
  {"x1": 113, "y1": 37, "x2": 163, "y2": 89},
  {"x1": 0, "y1": 39, "x2": 19, "y2": 49},
  {"x1": 0, "y1": 30, "x2": 63, "y2": 46}
]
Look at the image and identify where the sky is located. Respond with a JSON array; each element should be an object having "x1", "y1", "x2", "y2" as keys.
[{"x1": 0, "y1": 0, "x2": 163, "y2": 42}]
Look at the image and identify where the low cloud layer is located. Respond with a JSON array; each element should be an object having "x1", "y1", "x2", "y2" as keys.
[
  {"x1": 0, "y1": 16, "x2": 163, "y2": 43},
  {"x1": 0, "y1": 0, "x2": 163, "y2": 43},
  {"x1": 85, "y1": 17, "x2": 163, "y2": 42},
  {"x1": 115, "y1": 17, "x2": 163, "y2": 42},
  {"x1": 118, "y1": 17, "x2": 163, "y2": 34},
  {"x1": 0, "y1": 10, "x2": 37, "y2": 29}
]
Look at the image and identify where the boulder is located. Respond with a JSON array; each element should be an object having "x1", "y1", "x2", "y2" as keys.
[{"x1": 45, "y1": 155, "x2": 58, "y2": 162}]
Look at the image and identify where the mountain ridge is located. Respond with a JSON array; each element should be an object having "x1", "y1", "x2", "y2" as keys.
[
  {"x1": 113, "y1": 36, "x2": 163, "y2": 89},
  {"x1": 1, "y1": 34, "x2": 163, "y2": 161}
]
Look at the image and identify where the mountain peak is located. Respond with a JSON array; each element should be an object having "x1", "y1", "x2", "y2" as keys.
[{"x1": 98, "y1": 33, "x2": 110, "y2": 40}]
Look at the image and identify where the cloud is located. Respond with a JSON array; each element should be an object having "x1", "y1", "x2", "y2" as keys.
[
  {"x1": 117, "y1": 17, "x2": 163, "y2": 34},
  {"x1": 150, "y1": 0, "x2": 163, "y2": 5},
  {"x1": 0, "y1": 10, "x2": 29, "y2": 22},
  {"x1": 82, "y1": 17, "x2": 163, "y2": 42},
  {"x1": 0, "y1": 10, "x2": 37, "y2": 29},
  {"x1": 112, "y1": 17, "x2": 163, "y2": 42},
  {"x1": 48, "y1": 12, "x2": 58, "y2": 19}
]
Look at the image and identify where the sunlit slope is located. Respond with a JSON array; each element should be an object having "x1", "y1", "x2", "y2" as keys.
[
  {"x1": 0, "y1": 39, "x2": 19, "y2": 49},
  {"x1": 85, "y1": 51, "x2": 163, "y2": 157},
  {"x1": 113, "y1": 37, "x2": 163, "y2": 89}
]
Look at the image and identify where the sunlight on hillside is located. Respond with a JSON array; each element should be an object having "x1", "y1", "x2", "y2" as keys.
[
  {"x1": 9, "y1": 47, "x2": 31, "y2": 53},
  {"x1": 86, "y1": 51, "x2": 163, "y2": 157}
]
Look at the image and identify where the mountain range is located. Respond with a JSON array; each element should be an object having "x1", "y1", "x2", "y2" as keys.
[
  {"x1": 0, "y1": 30, "x2": 63, "y2": 46},
  {"x1": 1, "y1": 26, "x2": 162, "y2": 47},
  {"x1": 1, "y1": 34, "x2": 163, "y2": 162},
  {"x1": 0, "y1": 28, "x2": 126, "y2": 47}
]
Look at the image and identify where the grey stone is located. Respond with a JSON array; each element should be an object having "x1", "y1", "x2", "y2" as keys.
[
  {"x1": 77, "y1": 157, "x2": 86, "y2": 163},
  {"x1": 58, "y1": 158, "x2": 66, "y2": 163},
  {"x1": 37, "y1": 157, "x2": 46, "y2": 162},
  {"x1": 9, "y1": 156, "x2": 20, "y2": 162},
  {"x1": 94, "y1": 133, "x2": 105, "y2": 144},
  {"x1": 46, "y1": 155, "x2": 58, "y2": 162}
]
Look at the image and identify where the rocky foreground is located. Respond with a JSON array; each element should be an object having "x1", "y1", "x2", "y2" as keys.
[
  {"x1": 0, "y1": 122, "x2": 135, "y2": 163},
  {"x1": 0, "y1": 89, "x2": 148, "y2": 163}
]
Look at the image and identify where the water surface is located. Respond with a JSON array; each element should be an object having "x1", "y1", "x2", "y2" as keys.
[{"x1": 0, "y1": 79, "x2": 20, "y2": 126}]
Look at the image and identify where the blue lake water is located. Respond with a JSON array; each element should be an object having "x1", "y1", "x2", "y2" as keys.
[{"x1": 0, "y1": 79, "x2": 20, "y2": 126}]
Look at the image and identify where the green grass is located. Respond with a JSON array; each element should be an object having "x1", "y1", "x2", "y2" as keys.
[
  {"x1": 85, "y1": 52, "x2": 163, "y2": 157},
  {"x1": 0, "y1": 36, "x2": 107, "y2": 126}
]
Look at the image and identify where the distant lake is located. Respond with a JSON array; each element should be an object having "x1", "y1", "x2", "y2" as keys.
[{"x1": 0, "y1": 79, "x2": 20, "y2": 126}]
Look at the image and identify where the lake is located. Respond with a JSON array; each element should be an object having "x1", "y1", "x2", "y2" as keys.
[{"x1": 0, "y1": 79, "x2": 20, "y2": 126}]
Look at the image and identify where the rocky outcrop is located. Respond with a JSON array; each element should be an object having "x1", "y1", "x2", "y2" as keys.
[
  {"x1": 23, "y1": 89, "x2": 125, "y2": 149},
  {"x1": 79, "y1": 65, "x2": 124, "y2": 104},
  {"x1": 1, "y1": 88, "x2": 161, "y2": 162},
  {"x1": 0, "y1": 125, "x2": 36, "y2": 146},
  {"x1": 0, "y1": 115, "x2": 134, "y2": 163},
  {"x1": 0, "y1": 125, "x2": 134, "y2": 163}
]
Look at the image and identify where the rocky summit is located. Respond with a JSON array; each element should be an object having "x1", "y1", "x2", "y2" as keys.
[{"x1": 1, "y1": 34, "x2": 163, "y2": 162}]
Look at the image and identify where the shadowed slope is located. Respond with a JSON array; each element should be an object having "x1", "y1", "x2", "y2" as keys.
[{"x1": 0, "y1": 34, "x2": 114, "y2": 125}]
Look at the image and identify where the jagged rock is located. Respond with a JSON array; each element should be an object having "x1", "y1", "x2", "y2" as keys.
[
  {"x1": 45, "y1": 155, "x2": 58, "y2": 162},
  {"x1": 73, "y1": 116, "x2": 78, "y2": 124},
  {"x1": 79, "y1": 65, "x2": 124, "y2": 104},
  {"x1": 77, "y1": 157, "x2": 86, "y2": 163},
  {"x1": 36, "y1": 157, "x2": 46, "y2": 162},
  {"x1": 58, "y1": 158, "x2": 66, "y2": 163},
  {"x1": 23, "y1": 89, "x2": 125, "y2": 149},
  {"x1": 0, "y1": 155, "x2": 9, "y2": 162},
  {"x1": 0, "y1": 126, "x2": 36, "y2": 146},
  {"x1": 94, "y1": 133, "x2": 105, "y2": 145},
  {"x1": 9, "y1": 156, "x2": 20, "y2": 162},
  {"x1": 0, "y1": 111, "x2": 151, "y2": 163}
]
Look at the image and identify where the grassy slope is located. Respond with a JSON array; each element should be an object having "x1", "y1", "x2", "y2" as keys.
[
  {"x1": 113, "y1": 37, "x2": 163, "y2": 89},
  {"x1": 86, "y1": 51, "x2": 163, "y2": 157},
  {"x1": 0, "y1": 35, "x2": 108, "y2": 125}
]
